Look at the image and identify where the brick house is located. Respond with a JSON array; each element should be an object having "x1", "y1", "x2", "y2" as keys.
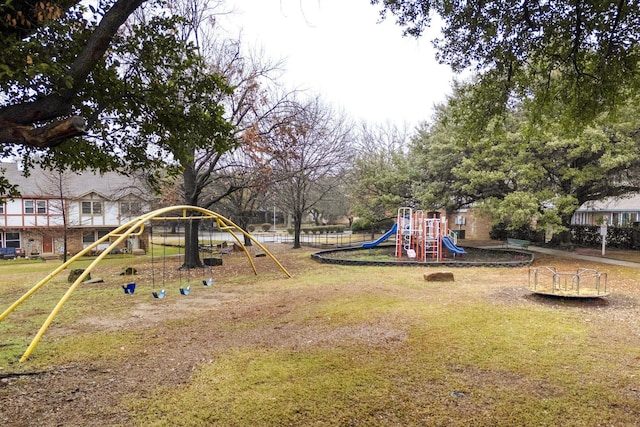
[
  {"x1": 0, "y1": 163, "x2": 153, "y2": 257},
  {"x1": 444, "y1": 208, "x2": 493, "y2": 240}
]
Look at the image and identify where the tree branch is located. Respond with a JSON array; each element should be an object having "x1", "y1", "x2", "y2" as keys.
[
  {"x1": 0, "y1": 116, "x2": 87, "y2": 148},
  {"x1": 0, "y1": 0, "x2": 147, "y2": 126}
]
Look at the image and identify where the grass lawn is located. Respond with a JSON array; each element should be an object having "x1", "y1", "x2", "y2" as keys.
[{"x1": 0, "y1": 243, "x2": 639, "y2": 426}]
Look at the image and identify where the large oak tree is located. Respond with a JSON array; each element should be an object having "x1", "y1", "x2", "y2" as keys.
[
  {"x1": 410, "y1": 82, "x2": 640, "y2": 234},
  {"x1": 0, "y1": 0, "x2": 153, "y2": 197},
  {"x1": 0, "y1": 0, "x2": 147, "y2": 147},
  {"x1": 371, "y1": 0, "x2": 640, "y2": 128}
]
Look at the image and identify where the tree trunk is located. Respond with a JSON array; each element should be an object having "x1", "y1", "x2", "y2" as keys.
[
  {"x1": 551, "y1": 211, "x2": 577, "y2": 245},
  {"x1": 292, "y1": 210, "x2": 303, "y2": 249},
  {"x1": 182, "y1": 165, "x2": 202, "y2": 268},
  {"x1": 0, "y1": 116, "x2": 86, "y2": 147},
  {"x1": 182, "y1": 218, "x2": 202, "y2": 268},
  {"x1": 235, "y1": 217, "x2": 253, "y2": 247},
  {"x1": 59, "y1": 174, "x2": 68, "y2": 262}
]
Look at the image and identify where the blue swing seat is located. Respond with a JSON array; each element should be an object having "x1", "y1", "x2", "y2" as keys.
[
  {"x1": 180, "y1": 285, "x2": 191, "y2": 295},
  {"x1": 202, "y1": 278, "x2": 213, "y2": 286},
  {"x1": 152, "y1": 289, "x2": 166, "y2": 299},
  {"x1": 122, "y1": 283, "x2": 136, "y2": 294}
]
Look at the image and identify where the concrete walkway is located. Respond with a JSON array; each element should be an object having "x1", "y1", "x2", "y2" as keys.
[{"x1": 525, "y1": 245, "x2": 640, "y2": 269}]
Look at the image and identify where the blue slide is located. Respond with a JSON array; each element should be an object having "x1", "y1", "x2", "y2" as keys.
[
  {"x1": 442, "y1": 236, "x2": 466, "y2": 254},
  {"x1": 362, "y1": 223, "x2": 398, "y2": 249}
]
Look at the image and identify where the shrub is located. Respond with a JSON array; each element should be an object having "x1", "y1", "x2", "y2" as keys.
[
  {"x1": 261, "y1": 223, "x2": 272, "y2": 232},
  {"x1": 570, "y1": 224, "x2": 637, "y2": 249},
  {"x1": 247, "y1": 225, "x2": 255, "y2": 232},
  {"x1": 351, "y1": 218, "x2": 394, "y2": 234},
  {"x1": 489, "y1": 223, "x2": 542, "y2": 242},
  {"x1": 285, "y1": 225, "x2": 346, "y2": 235},
  {"x1": 489, "y1": 222, "x2": 508, "y2": 240},
  {"x1": 351, "y1": 219, "x2": 370, "y2": 233}
]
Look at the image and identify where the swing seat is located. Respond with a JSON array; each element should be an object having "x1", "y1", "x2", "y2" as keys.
[
  {"x1": 180, "y1": 286, "x2": 191, "y2": 295},
  {"x1": 203, "y1": 278, "x2": 213, "y2": 287},
  {"x1": 152, "y1": 289, "x2": 166, "y2": 299},
  {"x1": 122, "y1": 283, "x2": 136, "y2": 294}
]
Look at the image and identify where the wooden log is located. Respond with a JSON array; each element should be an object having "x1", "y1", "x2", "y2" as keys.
[{"x1": 424, "y1": 271, "x2": 454, "y2": 282}]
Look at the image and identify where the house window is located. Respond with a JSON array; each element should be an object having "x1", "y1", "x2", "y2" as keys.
[
  {"x1": 5, "y1": 232, "x2": 20, "y2": 248},
  {"x1": 83, "y1": 230, "x2": 109, "y2": 244},
  {"x1": 0, "y1": 203, "x2": 4, "y2": 214},
  {"x1": 81, "y1": 201, "x2": 102, "y2": 215},
  {"x1": 82, "y1": 231, "x2": 95, "y2": 244},
  {"x1": 23, "y1": 199, "x2": 46, "y2": 214},
  {"x1": 120, "y1": 201, "x2": 141, "y2": 216}
]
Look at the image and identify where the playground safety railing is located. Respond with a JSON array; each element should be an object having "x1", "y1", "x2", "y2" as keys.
[
  {"x1": 159, "y1": 229, "x2": 379, "y2": 248},
  {"x1": 529, "y1": 266, "x2": 608, "y2": 296}
]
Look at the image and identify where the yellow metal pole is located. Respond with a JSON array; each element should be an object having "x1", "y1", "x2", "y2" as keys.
[
  {"x1": 19, "y1": 221, "x2": 149, "y2": 361},
  {"x1": 4, "y1": 205, "x2": 291, "y2": 362},
  {"x1": 222, "y1": 227, "x2": 259, "y2": 275},
  {"x1": 0, "y1": 219, "x2": 145, "y2": 322},
  {"x1": 222, "y1": 220, "x2": 292, "y2": 278},
  {"x1": 161, "y1": 205, "x2": 292, "y2": 277}
]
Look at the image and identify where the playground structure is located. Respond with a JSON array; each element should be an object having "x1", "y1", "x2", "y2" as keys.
[
  {"x1": 362, "y1": 207, "x2": 465, "y2": 262},
  {"x1": 0, "y1": 205, "x2": 292, "y2": 362},
  {"x1": 529, "y1": 266, "x2": 609, "y2": 298}
]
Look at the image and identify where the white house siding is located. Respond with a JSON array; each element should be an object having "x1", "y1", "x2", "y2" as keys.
[
  {"x1": 48, "y1": 214, "x2": 65, "y2": 227},
  {"x1": 80, "y1": 215, "x2": 106, "y2": 227},
  {"x1": 6, "y1": 202, "x2": 21, "y2": 215},
  {"x1": 6, "y1": 216, "x2": 22, "y2": 227},
  {"x1": 67, "y1": 203, "x2": 79, "y2": 225},
  {"x1": 573, "y1": 195, "x2": 640, "y2": 226},
  {"x1": 0, "y1": 163, "x2": 153, "y2": 255},
  {"x1": 104, "y1": 201, "x2": 120, "y2": 224}
]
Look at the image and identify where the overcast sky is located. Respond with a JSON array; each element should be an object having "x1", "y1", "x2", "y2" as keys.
[{"x1": 222, "y1": 0, "x2": 455, "y2": 128}]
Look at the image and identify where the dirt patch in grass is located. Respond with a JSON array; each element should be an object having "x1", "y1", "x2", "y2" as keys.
[{"x1": 1, "y1": 244, "x2": 640, "y2": 426}]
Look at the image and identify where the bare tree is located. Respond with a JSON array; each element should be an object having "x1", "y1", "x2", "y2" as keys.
[
  {"x1": 206, "y1": 134, "x2": 288, "y2": 246},
  {"x1": 145, "y1": 0, "x2": 300, "y2": 267},
  {"x1": 35, "y1": 169, "x2": 77, "y2": 261},
  {"x1": 347, "y1": 121, "x2": 415, "y2": 236},
  {"x1": 270, "y1": 96, "x2": 353, "y2": 249}
]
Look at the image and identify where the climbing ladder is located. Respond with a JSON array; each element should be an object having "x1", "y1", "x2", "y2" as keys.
[
  {"x1": 396, "y1": 207, "x2": 413, "y2": 260},
  {"x1": 395, "y1": 208, "x2": 447, "y2": 262},
  {"x1": 422, "y1": 217, "x2": 441, "y2": 262}
]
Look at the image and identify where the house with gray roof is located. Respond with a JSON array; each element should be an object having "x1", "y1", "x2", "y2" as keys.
[
  {"x1": 0, "y1": 162, "x2": 154, "y2": 257},
  {"x1": 572, "y1": 194, "x2": 640, "y2": 227}
]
